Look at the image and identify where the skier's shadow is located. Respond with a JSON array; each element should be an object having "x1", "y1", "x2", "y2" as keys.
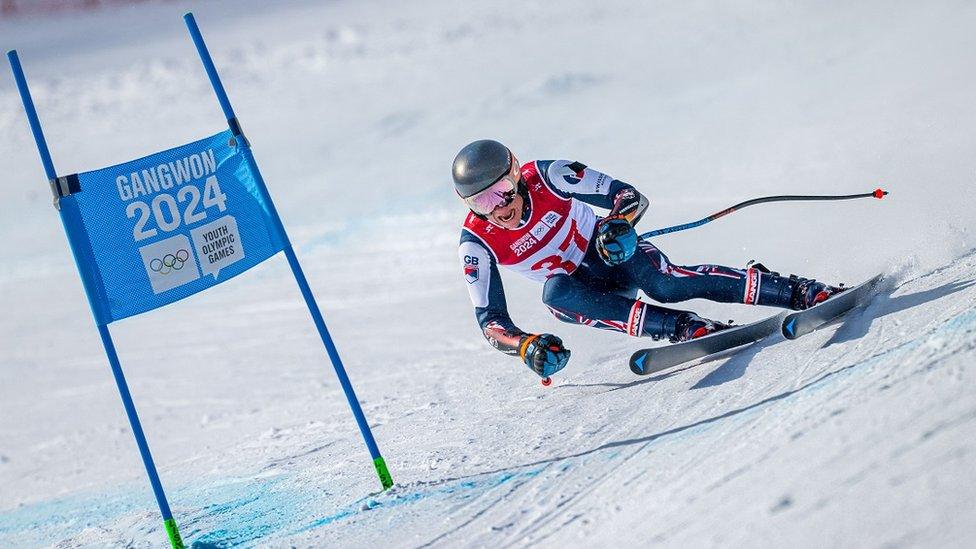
[
  {"x1": 562, "y1": 338, "x2": 778, "y2": 392},
  {"x1": 821, "y1": 279, "x2": 975, "y2": 347},
  {"x1": 558, "y1": 365, "x2": 686, "y2": 391},
  {"x1": 690, "y1": 335, "x2": 782, "y2": 389}
]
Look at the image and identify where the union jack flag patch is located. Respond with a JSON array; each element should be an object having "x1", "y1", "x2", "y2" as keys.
[{"x1": 464, "y1": 264, "x2": 479, "y2": 284}]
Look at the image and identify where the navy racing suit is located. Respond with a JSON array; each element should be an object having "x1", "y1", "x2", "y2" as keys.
[{"x1": 458, "y1": 160, "x2": 798, "y2": 355}]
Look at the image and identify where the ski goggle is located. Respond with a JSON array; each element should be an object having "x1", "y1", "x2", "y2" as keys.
[{"x1": 463, "y1": 155, "x2": 521, "y2": 215}]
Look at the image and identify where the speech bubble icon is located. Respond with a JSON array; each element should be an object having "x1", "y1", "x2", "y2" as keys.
[{"x1": 190, "y1": 215, "x2": 245, "y2": 279}]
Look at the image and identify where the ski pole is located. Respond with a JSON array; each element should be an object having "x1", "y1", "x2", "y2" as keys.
[{"x1": 638, "y1": 188, "x2": 887, "y2": 239}]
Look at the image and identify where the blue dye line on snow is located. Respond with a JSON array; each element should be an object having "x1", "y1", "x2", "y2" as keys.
[
  {"x1": 0, "y1": 488, "x2": 143, "y2": 546},
  {"x1": 290, "y1": 467, "x2": 545, "y2": 536}
]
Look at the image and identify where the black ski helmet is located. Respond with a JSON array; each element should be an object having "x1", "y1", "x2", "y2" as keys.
[{"x1": 452, "y1": 139, "x2": 514, "y2": 199}]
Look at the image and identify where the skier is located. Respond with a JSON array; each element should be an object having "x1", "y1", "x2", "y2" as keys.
[{"x1": 455, "y1": 140, "x2": 843, "y2": 380}]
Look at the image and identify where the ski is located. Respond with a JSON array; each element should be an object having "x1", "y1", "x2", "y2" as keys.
[
  {"x1": 781, "y1": 273, "x2": 884, "y2": 339},
  {"x1": 629, "y1": 312, "x2": 787, "y2": 376}
]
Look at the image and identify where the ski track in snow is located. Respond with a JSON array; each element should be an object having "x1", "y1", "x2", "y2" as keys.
[{"x1": 2, "y1": 0, "x2": 976, "y2": 547}]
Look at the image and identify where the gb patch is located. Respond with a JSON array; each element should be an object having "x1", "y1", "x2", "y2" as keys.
[
  {"x1": 464, "y1": 265, "x2": 479, "y2": 283},
  {"x1": 463, "y1": 254, "x2": 480, "y2": 283}
]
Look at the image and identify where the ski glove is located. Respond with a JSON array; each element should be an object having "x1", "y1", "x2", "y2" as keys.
[
  {"x1": 595, "y1": 216, "x2": 638, "y2": 266},
  {"x1": 519, "y1": 333, "x2": 571, "y2": 378}
]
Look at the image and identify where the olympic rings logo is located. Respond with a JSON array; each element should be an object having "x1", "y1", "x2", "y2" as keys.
[{"x1": 149, "y1": 249, "x2": 190, "y2": 275}]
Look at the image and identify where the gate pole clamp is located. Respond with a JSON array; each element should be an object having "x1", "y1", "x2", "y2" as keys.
[{"x1": 48, "y1": 173, "x2": 80, "y2": 210}]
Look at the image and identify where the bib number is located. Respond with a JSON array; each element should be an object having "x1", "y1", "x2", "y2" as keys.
[{"x1": 530, "y1": 219, "x2": 588, "y2": 275}]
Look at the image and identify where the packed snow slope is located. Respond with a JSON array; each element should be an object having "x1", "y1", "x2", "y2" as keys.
[{"x1": 2, "y1": 0, "x2": 975, "y2": 547}]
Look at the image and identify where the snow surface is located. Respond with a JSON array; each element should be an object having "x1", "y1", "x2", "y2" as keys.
[{"x1": 1, "y1": 0, "x2": 975, "y2": 547}]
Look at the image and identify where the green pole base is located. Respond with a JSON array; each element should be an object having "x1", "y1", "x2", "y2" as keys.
[
  {"x1": 373, "y1": 456, "x2": 394, "y2": 490},
  {"x1": 164, "y1": 518, "x2": 185, "y2": 549}
]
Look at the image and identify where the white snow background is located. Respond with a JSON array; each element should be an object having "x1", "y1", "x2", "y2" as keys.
[{"x1": 1, "y1": 0, "x2": 975, "y2": 547}]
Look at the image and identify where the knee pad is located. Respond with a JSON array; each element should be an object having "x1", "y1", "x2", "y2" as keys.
[{"x1": 542, "y1": 274, "x2": 574, "y2": 308}]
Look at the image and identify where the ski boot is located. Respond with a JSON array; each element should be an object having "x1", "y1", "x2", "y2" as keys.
[
  {"x1": 790, "y1": 278, "x2": 846, "y2": 310},
  {"x1": 747, "y1": 262, "x2": 846, "y2": 311},
  {"x1": 671, "y1": 313, "x2": 731, "y2": 343}
]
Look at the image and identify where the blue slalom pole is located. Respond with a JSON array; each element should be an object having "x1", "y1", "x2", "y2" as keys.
[
  {"x1": 7, "y1": 50, "x2": 185, "y2": 549},
  {"x1": 183, "y1": 13, "x2": 393, "y2": 490}
]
